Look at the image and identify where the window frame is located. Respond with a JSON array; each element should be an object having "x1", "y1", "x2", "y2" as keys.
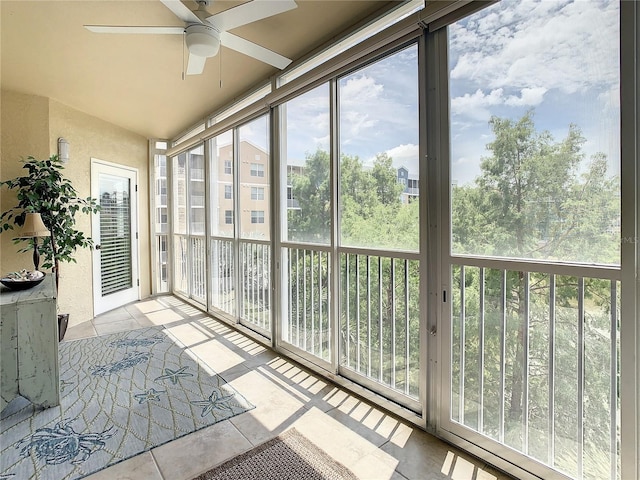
[
  {"x1": 250, "y1": 163, "x2": 265, "y2": 178},
  {"x1": 250, "y1": 210, "x2": 265, "y2": 224}
]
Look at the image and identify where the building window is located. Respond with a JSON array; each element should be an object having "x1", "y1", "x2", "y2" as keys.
[
  {"x1": 224, "y1": 160, "x2": 232, "y2": 175},
  {"x1": 224, "y1": 210, "x2": 233, "y2": 224},
  {"x1": 251, "y1": 187, "x2": 265, "y2": 200},
  {"x1": 286, "y1": 185, "x2": 301, "y2": 209},
  {"x1": 250, "y1": 210, "x2": 265, "y2": 224},
  {"x1": 157, "y1": 208, "x2": 168, "y2": 225},
  {"x1": 250, "y1": 163, "x2": 265, "y2": 177},
  {"x1": 224, "y1": 184, "x2": 232, "y2": 199}
]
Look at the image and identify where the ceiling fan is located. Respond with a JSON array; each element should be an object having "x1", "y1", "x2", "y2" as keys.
[{"x1": 85, "y1": 0, "x2": 297, "y2": 75}]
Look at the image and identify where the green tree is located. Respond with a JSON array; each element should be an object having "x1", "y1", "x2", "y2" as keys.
[
  {"x1": 287, "y1": 149, "x2": 331, "y2": 243},
  {"x1": 455, "y1": 110, "x2": 619, "y2": 265},
  {"x1": 451, "y1": 112, "x2": 620, "y2": 473},
  {"x1": 286, "y1": 147, "x2": 421, "y2": 396},
  {"x1": 371, "y1": 152, "x2": 404, "y2": 207}
]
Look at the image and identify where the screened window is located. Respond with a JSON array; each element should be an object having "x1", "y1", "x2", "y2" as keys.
[
  {"x1": 238, "y1": 114, "x2": 271, "y2": 331},
  {"x1": 449, "y1": 0, "x2": 620, "y2": 266},
  {"x1": 448, "y1": 2, "x2": 621, "y2": 479},
  {"x1": 154, "y1": 156, "x2": 168, "y2": 235},
  {"x1": 172, "y1": 153, "x2": 187, "y2": 235},
  {"x1": 210, "y1": 130, "x2": 234, "y2": 237},
  {"x1": 338, "y1": 44, "x2": 419, "y2": 251},
  {"x1": 209, "y1": 130, "x2": 235, "y2": 315},
  {"x1": 189, "y1": 146, "x2": 205, "y2": 236},
  {"x1": 281, "y1": 83, "x2": 330, "y2": 244},
  {"x1": 152, "y1": 141, "x2": 169, "y2": 294},
  {"x1": 240, "y1": 116, "x2": 270, "y2": 240}
]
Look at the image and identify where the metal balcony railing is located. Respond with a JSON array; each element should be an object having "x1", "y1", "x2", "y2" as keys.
[
  {"x1": 451, "y1": 262, "x2": 620, "y2": 480},
  {"x1": 210, "y1": 238, "x2": 235, "y2": 316},
  {"x1": 340, "y1": 251, "x2": 420, "y2": 400},
  {"x1": 282, "y1": 247, "x2": 331, "y2": 362},
  {"x1": 240, "y1": 240, "x2": 271, "y2": 331},
  {"x1": 189, "y1": 236, "x2": 206, "y2": 304}
]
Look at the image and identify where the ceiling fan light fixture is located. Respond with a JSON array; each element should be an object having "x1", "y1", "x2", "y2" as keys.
[{"x1": 185, "y1": 24, "x2": 220, "y2": 57}]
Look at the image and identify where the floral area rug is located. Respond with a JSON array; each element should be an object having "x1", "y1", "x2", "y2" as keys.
[{"x1": 0, "y1": 326, "x2": 254, "y2": 480}]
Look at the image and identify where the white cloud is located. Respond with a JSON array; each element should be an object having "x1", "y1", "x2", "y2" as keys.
[
  {"x1": 448, "y1": 0, "x2": 620, "y2": 185},
  {"x1": 313, "y1": 134, "x2": 330, "y2": 151},
  {"x1": 339, "y1": 74, "x2": 387, "y2": 140},
  {"x1": 599, "y1": 84, "x2": 620, "y2": 110},
  {"x1": 449, "y1": 0, "x2": 619, "y2": 95},
  {"x1": 451, "y1": 88, "x2": 504, "y2": 120},
  {"x1": 386, "y1": 143, "x2": 419, "y2": 170},
  {"x1": 504, "y1": 87, "x2": 547, "y2": 106},
  {"x1": 340, "y1": 74, "x2": 384, "y2": 105},
  {"x1": 451, "y1": 87, "x2": 547, "y2": 121}
]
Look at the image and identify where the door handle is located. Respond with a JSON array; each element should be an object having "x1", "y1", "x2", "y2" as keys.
[{"x1": 95, "y1": 244, "x2": 101, "y2": 250}]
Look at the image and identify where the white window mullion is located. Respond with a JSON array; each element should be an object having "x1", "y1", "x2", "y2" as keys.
[{"x1": 620, "y1": 3, "x2": 639, "y2": 480}]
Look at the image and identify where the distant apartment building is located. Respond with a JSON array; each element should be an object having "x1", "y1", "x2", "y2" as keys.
[
  {"x1": 397, "y1": 166, "x2": 419, "y2": 203},
  {"x1": 185, "y1": 143, "x2": 418, "y2": 241},
  {"x1": 213, "y1": 141, "x2": 270, "y2": 239},
  {"x1": 286, "y1": 164, "x2": 303, "y2": 210}
]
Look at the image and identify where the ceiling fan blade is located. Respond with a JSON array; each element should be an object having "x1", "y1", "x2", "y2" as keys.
[
  {"x1": 220, "y1": 32, "x2": 291, "y2": 70},
  {"x1": 186, "y1": 53, "x2": 207, "y2": 75},
  {"x1": 207, "y1": 0, "x2": 297, "y2": 32},
  {"x1": 160, "y1": 0, "x2": 201, "y2": 24},
  {"x1": 85, "y1": 25, "x2": 184, "y2": 34}
]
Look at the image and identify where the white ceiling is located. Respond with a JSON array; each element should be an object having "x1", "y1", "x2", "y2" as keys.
[{"x1": 1, "y1": 0, "x2": 400, "y2": 140}]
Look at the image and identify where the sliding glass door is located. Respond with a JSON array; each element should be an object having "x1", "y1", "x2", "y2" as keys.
[
  {"x1": 277, "y1": 43, "x2": 423, "y2": 410},
  {"x1": 443, "y1": 1, "x2": 621, "y2": 478},
  {"x1": 279, "y1": 83, "x2": 333, "y2": 366},
  {"x1": 205, "y1": 115, "x2": 272, "y2": 337},
  {"x1": 237, "y1": 116, "x2": 271, "y2": 334},
  {"x1": 336, "y1": 44, "x2": 421, "y2": 409},
  {"x1": 172, "y1": 145, "x2": 206, "y2": 305}
]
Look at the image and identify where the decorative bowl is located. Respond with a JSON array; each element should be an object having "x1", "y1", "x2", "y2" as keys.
[{"x1": 0, "y1": 271, "x2": 46, "y2": 290}]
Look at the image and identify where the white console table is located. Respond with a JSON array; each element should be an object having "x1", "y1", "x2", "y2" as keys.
[{"x1": 1, "y1": 275, "x2": 60, "y2": 412}]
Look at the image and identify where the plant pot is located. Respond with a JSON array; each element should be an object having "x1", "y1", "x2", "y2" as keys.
[{"x1": 58, "y1": 313, "x2": 69, "y2": 342}]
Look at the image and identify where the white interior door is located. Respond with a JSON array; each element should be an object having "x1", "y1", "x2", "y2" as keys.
[{"x1": 91, "y1": 159, "x2": 139, "y2": 316}]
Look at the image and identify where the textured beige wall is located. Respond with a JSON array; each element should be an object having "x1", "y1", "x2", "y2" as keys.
[
  {"x1": 0, "y1": 90, "x2": 51, "y2": 277},
  {"x1": 48, "y1": 100, "x2": 150, "y2": 326},
  {"x1": 1, "y1": 90, "x2": 150, "y2": 326}
]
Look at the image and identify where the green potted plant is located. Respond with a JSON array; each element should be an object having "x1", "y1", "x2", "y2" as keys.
[{"x1": 0, "y1": 154, "x2": 100, "y2": 340}]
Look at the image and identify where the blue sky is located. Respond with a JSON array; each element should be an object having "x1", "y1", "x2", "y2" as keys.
[
  {"x1": 449, "y1": 0, "x2": 620, "y2": 184},
  {"x1": 236, "y1": 1, "x2": 620, "y2": 186},
  {"x1": 283, "y1": 43, "x2": 419, "y2": 174}
]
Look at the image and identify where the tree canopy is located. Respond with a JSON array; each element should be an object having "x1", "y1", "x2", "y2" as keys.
[
  {"x1": 453, "y1": 110, "x2": 619, "y2": 265},
  {"x1": 287, "y1": 149, "x2": 418, "y2": 250}
]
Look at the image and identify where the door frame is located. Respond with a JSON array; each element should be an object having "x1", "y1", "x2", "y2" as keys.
[{"x1": 91, "y1": 158, "x2": 140, "y2": 316}]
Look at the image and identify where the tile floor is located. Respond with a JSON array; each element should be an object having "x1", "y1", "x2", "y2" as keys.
[{"x1": 61, "y1": 295, "x2": 514, "y2": 480}]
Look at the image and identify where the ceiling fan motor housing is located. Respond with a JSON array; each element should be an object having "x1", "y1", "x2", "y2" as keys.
[{"x1": 185, "y1": 23, "x2": 220, "y2": 57}]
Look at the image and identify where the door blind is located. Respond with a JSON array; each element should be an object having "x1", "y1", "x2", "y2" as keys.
[{"x1": 100, "y1": 184, "x2": 132, "y2": 296}]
